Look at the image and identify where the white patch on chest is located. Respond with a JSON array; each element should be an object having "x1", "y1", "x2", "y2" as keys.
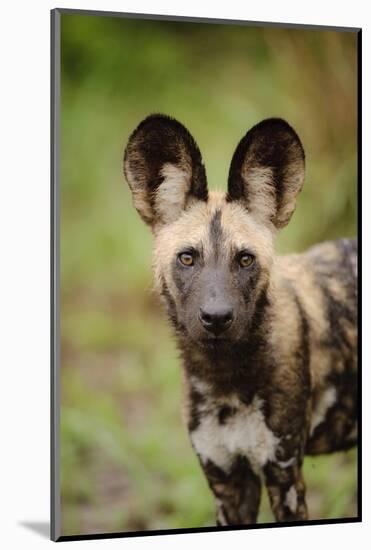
[
  {"x1": 310, "y1": 387, "x2": 337, "y2": 435},
  {"x1": 190, "y1": 394, "x2": 280, "y2": 474}
]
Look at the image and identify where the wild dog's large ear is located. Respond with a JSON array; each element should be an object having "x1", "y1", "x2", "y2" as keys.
[
  {"x1": 227, "y1": 118, "x2": 305, "y2": 230},
  {"x1": 123, "y1": 114, "x2": 208, "y2": 228}
]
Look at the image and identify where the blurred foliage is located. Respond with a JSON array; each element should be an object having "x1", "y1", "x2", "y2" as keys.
[{"x1": 60, "y1": 12, "x2": 358, "y2": 536}]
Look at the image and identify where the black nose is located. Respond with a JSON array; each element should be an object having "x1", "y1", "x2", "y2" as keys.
[{"x1": 199, "y1": 306, "x2": 234, "y2": 335}]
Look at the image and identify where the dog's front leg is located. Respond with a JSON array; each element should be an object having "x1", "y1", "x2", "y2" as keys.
[
  {"x1": 264, "y1": 461, "x2": 308, "y2": 522},
  {"x1": 199, "y1": 456, "x2": 262, "y2": 526}
]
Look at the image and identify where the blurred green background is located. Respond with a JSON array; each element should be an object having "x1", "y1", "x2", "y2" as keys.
[{"x1": 60, "y1": 13, "x2": 358, "y2": 536}]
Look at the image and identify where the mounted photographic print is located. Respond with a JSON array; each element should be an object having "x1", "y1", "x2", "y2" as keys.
[{"x1": 51, "y1": 8, "x2": 361, "y2": 542}]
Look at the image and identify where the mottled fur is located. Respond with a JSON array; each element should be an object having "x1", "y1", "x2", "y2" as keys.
[{"x1": 123, "y1": 114, "x2": 357, "y2": 525}]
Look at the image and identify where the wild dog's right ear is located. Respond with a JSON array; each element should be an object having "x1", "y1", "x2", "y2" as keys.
[
  {"x1": 123, "y1": 114, "x2": 208, "y2": 228},
  {"x1": 227, "y1": 118, "x2": 305, "y2": 230}
]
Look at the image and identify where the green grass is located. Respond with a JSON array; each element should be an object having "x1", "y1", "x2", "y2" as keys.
[{"x1": 59, "y1": 14, "x2": 358, "y2": 536}]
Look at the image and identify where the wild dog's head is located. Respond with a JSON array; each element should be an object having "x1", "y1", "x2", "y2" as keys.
[{"x1": 124, "y1": 115, "x2": 304, "y2": 349}]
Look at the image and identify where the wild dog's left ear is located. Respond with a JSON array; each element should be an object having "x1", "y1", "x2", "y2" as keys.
[
  {"x1": 123, "y1": 114, "x2": 208, "y2": 229},
  {"x1": 227, "y1": 118, "x2": 305, "y2": 230}
]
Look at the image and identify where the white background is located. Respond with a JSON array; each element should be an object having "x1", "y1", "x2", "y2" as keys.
[{"x1": 0, "y1": 0, "x2": 368, "y2": 548}]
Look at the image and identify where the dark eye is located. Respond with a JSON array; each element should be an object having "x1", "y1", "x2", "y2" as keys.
[
  {"x1": 238, "y1": 253, "x2": 255, "y2": 268},
  {"x1": 178, "y1": 252, "x2": 194, "y2": 267}
]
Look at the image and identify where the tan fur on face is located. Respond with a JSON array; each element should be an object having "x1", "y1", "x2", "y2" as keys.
[{"x1": 153, "y1": 191, "x2": 274, "y2": 301}]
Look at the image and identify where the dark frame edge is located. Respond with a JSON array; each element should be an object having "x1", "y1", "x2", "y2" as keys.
[
  {"x1": 56, "y1": 517, "x2": 361, "y2": 542},
  {"x1": 54, "y1": 7, "x2": 361, "y2": 33},
  {"x1": 51, "y1": 7, "x2": 61, "y2": 543},
  {"x1": 356, "y1": 28, "x2": 362, "y2": 523}
]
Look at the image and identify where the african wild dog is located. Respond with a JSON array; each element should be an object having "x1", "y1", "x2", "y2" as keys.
[{"x1": 123, "y1": 115, "x2": 357, "y2": 525}]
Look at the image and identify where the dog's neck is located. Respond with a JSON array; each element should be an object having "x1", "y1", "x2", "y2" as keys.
[{"x1": 179, "y1": 287, "x2": 273, "y2": 400}]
